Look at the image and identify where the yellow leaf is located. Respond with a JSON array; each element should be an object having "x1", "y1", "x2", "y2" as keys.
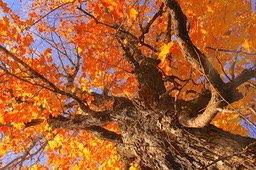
[
  {"x1": 48, "y1": 141, "x2": 57, "y2": 149},
  {"x1": 200, "y1": 29, "x2": 207, "y2": 34},
  {"x1": 12, "y1": 122, "x2": 24, "y2": 129},
  {"x1": 242, "y1": 39, "x2": 250, "y2": 50},
  {"x1": 41, "y1": 98, "x2": 47, "y2": 108},
  {"x1": 62, "y1": 0, "x2": 75, "y2": 3},
  {"x1": 207, "y1": 6, "x2": 214, "y2": 13},
  {"x1": 129, "y1": 162, "x2": 140, "y2": 170},
  {"x1": 45, "y1": 48, "x2": 52, "y2": 58},
  {"x1": 2, "y1": 31, "x2": 8, "y2": 36},
  {"x1": 78, "y1": 47, "x2": 82, "y2": 54},
  {"x1": 77, "y1": 142, "x2": 84, "y2": 150},
  {"x1": 127, "y1": 8, "x2": 138, "y2": 20},
  {"x1": 123, "y1": 39, "x2": 128, "y2": 44},
  {"x1": 67, "y1": 27, "x2": 73, "y2": 33},
  {"x1": 71, "y1": 165, "x2": 80, "y2": 170},
  {"x1": 11, "y1": 47, "x2": 17, "y2": 53},
  {"x1": 158, "y1": 42, "x2": 173, "y2": 62},
  {"x1": 158, "y1": 42, "x2": 173, "y2": 73},
  {"x1": 129, "y1": 167, "x2": 138, "y2": 170}
]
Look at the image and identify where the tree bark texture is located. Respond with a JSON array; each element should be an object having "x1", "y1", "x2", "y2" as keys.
[{"x1": 113, "y1": 96, "x2": 256, "y2": 170}]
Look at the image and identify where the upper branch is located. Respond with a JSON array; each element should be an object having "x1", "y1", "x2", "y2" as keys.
[
  {"x1": 0, "y1": 45, "x2": 60, "y2": 92},
  {"x1": 77, "y1": 6, "x2": 167, "y2": 97},
  {"x1": 139, "y1": 3, "x2": 164, "y2": 41},
  {"x1": 164, "y1": 0, "x2": 225, "y2": 90},
  {"x1": 77, "y1": 6, "x2": 158, "y2": 52},
  {"x1": 165, "y1": 0, "x2": 255, "y2": 128},
  {"x1": 163, "y1": 0, "x2": 227, "y2": 127}
]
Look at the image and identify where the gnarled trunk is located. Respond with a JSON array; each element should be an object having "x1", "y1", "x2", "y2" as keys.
[{"x1": 114, "y1": 97, "x2": 256, "y2": 169}]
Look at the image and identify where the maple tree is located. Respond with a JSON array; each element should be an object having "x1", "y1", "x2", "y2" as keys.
[{"x1": 0, "y1": 0, "x2": 256, "y2": 169}]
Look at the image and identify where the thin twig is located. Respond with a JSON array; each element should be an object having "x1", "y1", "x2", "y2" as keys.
[
  {"x1": 28, "y1": 2, "x2": 72, "y2": 29},
  {"x1": 206, "y1": 46, "x2": 256, "y2": 56}
]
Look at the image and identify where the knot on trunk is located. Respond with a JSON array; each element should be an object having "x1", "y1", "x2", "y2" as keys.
[
  {"x1": 113, "y1": 97, "x2": 134, "y2": 114},
  {"x1": 137, "y1": 58, "x2": 166, "y2": 96}
]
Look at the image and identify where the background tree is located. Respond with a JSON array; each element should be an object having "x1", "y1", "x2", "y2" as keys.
[{"x1": 0, "y1": 0, "x2": 255, "y2": 169}]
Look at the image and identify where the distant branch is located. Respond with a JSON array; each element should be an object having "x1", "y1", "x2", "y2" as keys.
[
  {"x1": 215, "y1": 54, "x2": 232, "y2": 82},
  {"x1": 0, "y1": 64, "x2": 54, "y2": 92},
  {"x1": 77, "y1": 7, "x2": 158, "y2": 52},
  {"x1": 28, "y1": 2, "x2": 72, "y2": 29},
  {"x1": 0, "y1": 45, "x2": 104, "y2": 116},
  {"x1": 206, "y1": 46, "x2": 256, "y2": 56},
  {"x1": 139, "y1": 3, "x2": 164, "y2": 41},
  {"x1": 0, "y1": 135, "x2": 46, "y2": 170}
]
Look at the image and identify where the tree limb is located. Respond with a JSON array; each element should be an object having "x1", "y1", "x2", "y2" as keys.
[
  {"x1": 206, "y1": 46, "x2": 256, "y2": 56},
  {"x1": 164, "y1": 0, "x2": 232, "y2": 127},
  {"x1": 77, "y1": 7, "x2": 158, "y2": 52},
  {"x1": 0, "y1": 45, "x2": 101, "y2": 116},
  {"x1": 139, "y1": 3, "x2": 164, "y2": 41},
  {"x1": 231, "y1": 67, "x2": 256, "y2": 89},
  {"x1": 164, "y1": 0, "x2": 225, "y2": 90},
  {"x1": 178, "y1": 87, "x2": 223, "y2": 128},
  {"x1": 48, "y1": 114, "x2": 121, "y2": 143}
]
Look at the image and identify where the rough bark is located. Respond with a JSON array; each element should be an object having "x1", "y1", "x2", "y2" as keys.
[
  {"x1": 113, "y1": 96, "x2": 256, "y2": 169},
  {"x1": 46, "y1": 89, "x2": 256, "y2": 169}
]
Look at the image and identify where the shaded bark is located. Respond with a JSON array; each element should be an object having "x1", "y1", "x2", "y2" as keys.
[{"x1": 113, "y1": 99, "x2": 256, "y2": 169}]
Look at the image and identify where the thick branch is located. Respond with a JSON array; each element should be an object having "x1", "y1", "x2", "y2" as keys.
[
  {"x1": 48, "y1": 112, "x2": 112, "y2": 128},
  {"x1": 116, "y1": 37, "x2": 139, "y2": 71},
  {"x1": 115, "y1": 31, "x2": 166, "y2": 96},
  {"x1": 85, "y1": 125, "x2": 121, "y2": 142},
  {"x1": 164, "y1": 0, "x2": 225, "y2": 90},
  {"x1": 176, "y1": 67, "x2": 254, "y2": 128},
  {"x1": 164, "y1": 0, "x2": 255, "y2": 100},
  {"x1": 163, "y1": 0, "x2": 229, "y2": 127},
  {"x1": 178, "y1": 88, "x2": 223, "y2": 128},
  {"x1": 48, "y1": 114, "x2": 121, "y2": 143},
  {"x1": 231, "y1": 68, "x2": 256, "y2": 89}
]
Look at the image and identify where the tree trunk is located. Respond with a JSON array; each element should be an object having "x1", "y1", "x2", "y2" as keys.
[{"x1": 114, "y1": 96, "x2": 256, "y2": 170}]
